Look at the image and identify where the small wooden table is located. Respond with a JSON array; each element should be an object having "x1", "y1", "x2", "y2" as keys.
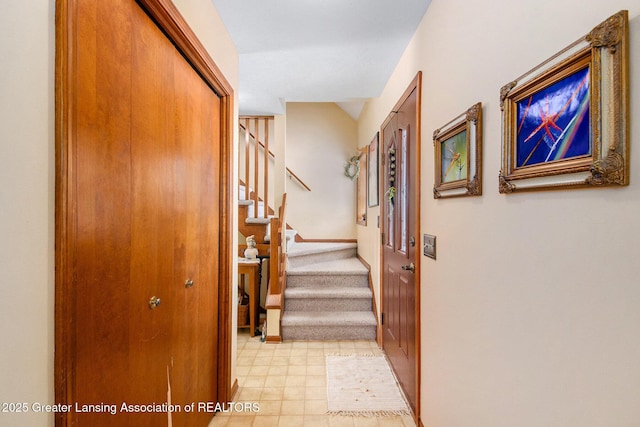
[{"x1": 238, "y1": 258, "x2": 261, "y2": 336}]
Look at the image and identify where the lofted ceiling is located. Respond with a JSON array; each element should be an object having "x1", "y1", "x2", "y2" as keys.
[{"x1": 210, "y1": 0, "x2": 431, "y2": 119}]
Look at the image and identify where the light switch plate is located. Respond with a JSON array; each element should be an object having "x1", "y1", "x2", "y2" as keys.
[{"x1": 423, "y1": 234, "x2": 436, "y2": 259}]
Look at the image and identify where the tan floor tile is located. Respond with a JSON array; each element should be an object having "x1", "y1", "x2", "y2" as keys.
[
  {"x1": 303, "y1": 415, "x2": 331, "y2": 427},
  {"x1": 329, "y1": 415, "x2": 355, "y2": 426},
  {"x1": 288, "y1": 356, "x2": 307, "y2": 366},
  {"x1": 278, "y1": 415, "x2": 305, "y2": 427},
  {"x1": 306, "y1": 365, "x2": 325, "y2": 376},
  {"x1": 306, "y1": 348, "x2": 325, "y2": 357},
  {"x1": 271, "y1": 356, "x2": 291, "y2": 366},
  {"x1": 400, "y1": 415, "x2": 417, "y2": 427},
  {"x1": 257, "y1": 401, "x2": 282, "y2": 416},
  {"x1": 273, "y1": 347, "x2": 291, "y2": 357},
  {"x1": 264, "y1": 375, "x2": 287, "y2": 387},
  {"x1": 284, "y1": 375, "x2": 306, "y2": 387},
  {"x1": 307, "y1": 356, "x2": 325, "y2": 366},
  {"x1": 227, "y1": 416, "x2": 256, "y2": 425},
  {"x1": 322, "y1": 341, "x2": 341, "y2": 349},
  {"x1": 280, "y1": 400, "x2": 305, "y2": 415},
  {"x1": 237, "y1": 356, "x2": 255, "y2": 366},
  {"x1": 260, "y1": 387, "x2": 285, "y2": 401},
  {"x1": 282, "y1": 386, "x2": 306, "y2": 400},
  {"x1": 304, "y1": 400, "x2": 328, "y2": 415},
  {"x1": 238, "y1": 387, "x2": 263, "y2": 401},
  {"x1": 236, "y1": 366, "x2": 251, "y2": 376},
  {"x1": 254, "y1": 356, "x2": 274, "y2": 367},
  {"x1": 252, "y1": 415, "x2": 280, "y2": 427},
  {"x1": 305, "y1": 386, "x2": 325, "y2": 400},
  {"x1": 307, "y1": 341, "x2": 325, "y2": 349},
  {"x1": 376, "y1": 416, "x2": 408, "y2": 426},
  {"x1": 268, "y1": 365, "x2": 288, "y2": 376},
  {"x1": 306, "y1": 375, "x2": 326, "y2": 387},
  {"x1": 207, "y1": 413, "x2": 229, "y2": 426},
  {"x1": 249, "y1": 365, "x2": 270, "y2": 376},
  {"x1": 244, "y1": 376, "x2": 266, "y2": 388},
  {"x1": 352, "y1": 417, "x2": 380, "y2": 427},
  {"x1": 232, "y1": 332, "x2": 412, "y2": 427},
  {"x1": 287, "y1": 365, "x2": 307, "y2": 376}
]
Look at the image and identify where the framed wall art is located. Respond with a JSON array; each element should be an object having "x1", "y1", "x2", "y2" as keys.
[
  {"x1": 433, "y1": 102, "x2": 482, "y2": 198},
  {"x1": 368, "y1": 132, "x2": 379, "y2": 207},
  {"x1": 499, "y1": 10, "x2": 629, "y2": 193},
  {"x1": 356, "y1": 150, "x2": 367, "y2": 225}
]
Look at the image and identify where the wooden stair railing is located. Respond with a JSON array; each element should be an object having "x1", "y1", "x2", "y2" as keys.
[
  {"x1": 241, "y1": 116, "x2": 271, "y2": 220},
  {"x1": 265, "y1": 193, "x2": 287, "y2": 343},
  {"x1": 239, "y1": 118, "x2": 311, "y2": 218}
]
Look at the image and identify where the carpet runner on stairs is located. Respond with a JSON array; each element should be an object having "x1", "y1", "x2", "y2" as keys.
[{"x1": 282, "y1": 242, "x2": 377, "y2": 341}]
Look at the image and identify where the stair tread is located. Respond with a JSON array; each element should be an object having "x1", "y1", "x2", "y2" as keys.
[
  {"x1": 245, "y1": 217, "x2": 272, "y2": 224},
  {"x1": 281, "y1": 311, "x2": 377, "y2": 326},
  {"x1": 287, "y1": 257, "x2": 368, "y2": 275},
  {"x1": 238, "y1": 200, "x2": 253, "y2": 206},
  {"x1": 287, "y1": 242, "x2": 357, "y2": 258},
  {"x1": 285, "y1": 287, "x2": 371, "y2": 298}
]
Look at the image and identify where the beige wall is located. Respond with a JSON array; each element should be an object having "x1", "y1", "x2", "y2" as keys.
[
  {"x1": 0, "y1": 1, "x2": 238, "y2": 426},
  {"x1": 358, "y1": 1, "x2": 640, "y2": 425},
  {"x1": 286, "y1": 102, "x2": 358, "y2": 239},
  {"x1": 0, "y1": 1, "x2": 55, "y2": 426}
]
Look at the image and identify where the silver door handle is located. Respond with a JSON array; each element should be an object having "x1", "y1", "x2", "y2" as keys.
[{"x1": 401, "y1": 262, "x2": 415, "y2": 273}]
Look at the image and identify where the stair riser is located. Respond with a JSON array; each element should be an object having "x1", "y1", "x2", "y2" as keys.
[
  {"x1": 282, "y1": 325, "x2": 376, "y2": 341},
  {"x1": 287, "y1": 248, "x2": 356, "y2": 269},
  {"x1": 285, "y1": 298, "x2": 372, "y2": 312},
  {"x1": 287, "y1": 274, "x2": 368, "y2": 288}
]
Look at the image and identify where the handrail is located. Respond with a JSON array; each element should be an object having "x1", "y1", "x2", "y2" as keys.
[
  {"x1": 286, "y1": 168, "x2": 311, "y2": 192},
  {"x1": 239, "y1": 121, "x2": 311, "y2": 192}
]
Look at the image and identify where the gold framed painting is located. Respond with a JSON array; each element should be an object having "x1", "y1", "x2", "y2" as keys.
[
  {"x1": 499, "y1": 10, "x2": 629, "y2": 193},
  {"x1": 433, "y1": 102, "x2": 482, "y2": 198}
]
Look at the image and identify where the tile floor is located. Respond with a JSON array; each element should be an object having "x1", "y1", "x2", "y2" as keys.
[{"x1": 208, "y1": 332, "x2": 416, "y2": 427}]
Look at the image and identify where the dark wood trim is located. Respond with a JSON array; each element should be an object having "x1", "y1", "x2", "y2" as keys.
[
  {"x1": 54, "y1": 1, "x2": 76, "y2": 424},
  {"x1": 379, "y1": 71, "x2": 422, "y2": 425},
  {"x1": 55, "y1": 0, "x2": 235, "y2": 423},
  {"x1": 136, "y1": 0, "x2": 232, "y2": 97}
]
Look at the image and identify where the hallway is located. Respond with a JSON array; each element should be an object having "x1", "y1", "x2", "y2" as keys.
[{"x1": 209, "y1": 332, "x2": 415, "y2": 427}]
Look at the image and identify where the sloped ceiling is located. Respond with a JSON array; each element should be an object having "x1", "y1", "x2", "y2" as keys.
[{"x1": 211, "y1": 0, "x2": 431, "y2": 119}]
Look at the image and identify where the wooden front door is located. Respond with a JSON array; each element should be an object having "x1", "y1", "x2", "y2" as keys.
[
  {"x1": 55, "y1": 0, "x2": 233, "y2": 425},
  {"x1": 381, "y1": 73, "x2": 421, "y2": 417}
]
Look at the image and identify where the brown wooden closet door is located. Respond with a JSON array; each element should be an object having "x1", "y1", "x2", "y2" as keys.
[{"x1": 70, "y1": 0, "x2": 220, "y2": 424}]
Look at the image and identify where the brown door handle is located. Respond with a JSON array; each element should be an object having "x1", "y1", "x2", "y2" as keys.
[
  {"x1": 401, "y1": 262, "x2": 415, "y2": 273},
  {"x1": 149, "y1": 296, "x2": 161, "y2": 309}
]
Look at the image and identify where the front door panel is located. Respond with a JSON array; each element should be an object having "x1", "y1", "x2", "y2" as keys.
[{"x1": 381, "y1": 81, "x2": 420, "y2": 415}]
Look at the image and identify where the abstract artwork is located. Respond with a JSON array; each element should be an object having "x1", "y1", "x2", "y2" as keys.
[
  {"x1": 500, "y1": 10, "x2": 629, "y2": 193},
  {"x1": 516, "y1": 67, "x2": 590, "y2": 168},
  {"x1": 434, "y1": 103, "x2": 482, "y2": 198}
]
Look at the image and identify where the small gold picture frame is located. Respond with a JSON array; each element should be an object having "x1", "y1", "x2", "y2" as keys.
[
  {"x1": 499, "y1": 10, "x2": 629, "y2": 193},
  {"x1": 433, "y1": 102, "x2": 482, "y2": 198}
]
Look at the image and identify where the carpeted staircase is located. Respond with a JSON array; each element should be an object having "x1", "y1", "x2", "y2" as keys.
[{"x1": 282, "y1": 242, "x2": 377, "y2": 341}]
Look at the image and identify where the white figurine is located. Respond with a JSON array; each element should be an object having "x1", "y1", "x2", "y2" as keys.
[{"x1": 244, "y1": 235, "x2": 258, "y2": 260}]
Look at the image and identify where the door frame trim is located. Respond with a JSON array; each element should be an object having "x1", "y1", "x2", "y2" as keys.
[
  {"x1": 379, "y1": 71, "x2": 422, "y2": 423},
  {"x1": 54, "y1": 0, "x2": 235, "y2": 424}
]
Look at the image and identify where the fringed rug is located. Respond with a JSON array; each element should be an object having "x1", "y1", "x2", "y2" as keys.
[{"x1": 325, "y1": 354, "x2": 410, "y2": 417}]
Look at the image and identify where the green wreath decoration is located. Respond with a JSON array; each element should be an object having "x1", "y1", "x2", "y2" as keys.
[{"x1": 344, "y1": 155, "x2": 361, "y2": 180}]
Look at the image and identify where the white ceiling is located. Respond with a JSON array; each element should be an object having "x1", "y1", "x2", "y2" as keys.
[{"x1": 211, "y1": 0, "x2": 431, "y2": 119}]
